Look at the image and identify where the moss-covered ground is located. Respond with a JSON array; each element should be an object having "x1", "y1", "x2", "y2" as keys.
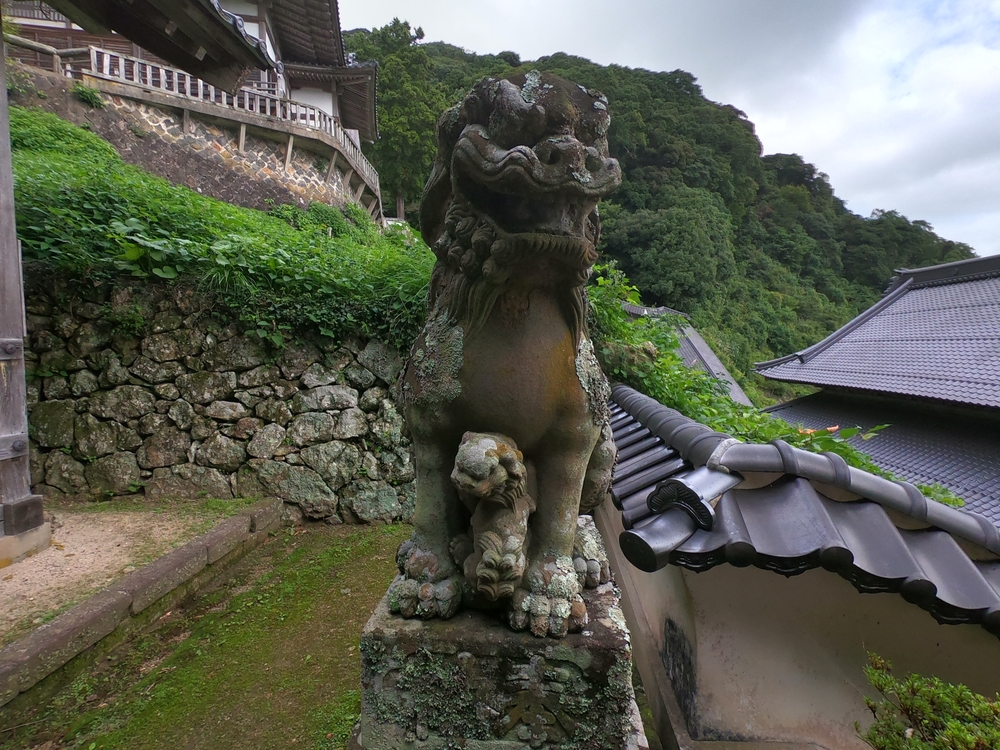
[{"x1": 0, "y1": 523, "x2": 411, "y2": 750}]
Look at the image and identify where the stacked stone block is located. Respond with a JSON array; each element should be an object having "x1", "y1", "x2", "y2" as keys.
[{"x1": 23, "y1": 280, "x2": 414, "y2": 524}]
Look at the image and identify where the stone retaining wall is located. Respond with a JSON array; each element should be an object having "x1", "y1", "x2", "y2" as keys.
[
  {"x1": 24, "y1": 277, "x2": 415, "y2": 524},
  {"x1": 14, "y1": 68, "x2": 351, "y2": 213}
]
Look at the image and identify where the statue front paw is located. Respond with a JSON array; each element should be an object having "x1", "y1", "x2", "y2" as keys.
[
  {"x1": 389, "y1": 538, "x2": 467, "y2": 620},
  {"x1": 507, "y1": 555, "x2": 588, "y2": 638},
  {"x1": 388, "y1": 574, "x2": 464, "y2": 619}
]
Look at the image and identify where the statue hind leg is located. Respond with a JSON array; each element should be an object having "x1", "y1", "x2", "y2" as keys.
[{"x1": 389, "y1": 439, "x2": 468, "y2": 619}]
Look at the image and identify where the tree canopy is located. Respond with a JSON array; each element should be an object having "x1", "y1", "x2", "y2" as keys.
[{"x1": 345, "y1": 27, "x2": 976, "y2": 402}]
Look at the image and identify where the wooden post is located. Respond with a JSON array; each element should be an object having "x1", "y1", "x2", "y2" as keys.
[
  {"x1": 0, "y1": 45, "x2": 44, "y2": 538},
  {"x1": 182, "y1": 108, "x2": 191, "y2": 134},
  {"x1": 284, "y1": 134, "x2": 294, "y2": 172},
  {"x1": 353, "y1": 181, "x2": 365, "y2": 203},
  {"x1": 341, "y1": 167, "x2": 354, "y2": 194},
  {"x1": 238, "y1": 122, "x2": 246, "y2": 153},
  {"x1": 324, "y1": 151, "x2": 339, "y2": 184}
]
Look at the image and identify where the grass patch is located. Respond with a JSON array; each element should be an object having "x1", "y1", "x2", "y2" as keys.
[{"x1": 0, "y1": 524, "x2": 410, "y2": 750}]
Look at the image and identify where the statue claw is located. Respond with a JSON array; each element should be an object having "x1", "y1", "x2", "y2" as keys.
[
  {"x1": 508, "y1": 555, "x2": 588, "y2": 638},
  {"x1": 572, "y1": 516, "x2": 612, "y2": 589}
]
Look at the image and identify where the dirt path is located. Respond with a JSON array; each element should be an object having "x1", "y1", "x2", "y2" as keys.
[
  {"x1": 0, "y1": 499, "x2": 246, "y2": 647},
  {"x1": 0, "y1": 523, "x2": 409, "y2": 750}
]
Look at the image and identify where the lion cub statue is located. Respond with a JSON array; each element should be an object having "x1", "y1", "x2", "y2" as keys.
[{"x1": 390, "y1": 71, "x2": 621, "y2": 637}]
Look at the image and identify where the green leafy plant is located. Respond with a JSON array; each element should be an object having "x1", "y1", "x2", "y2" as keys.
[
  {"x1": 71, "y1": 82, "x2": 105, "y2": 108},
  {"x1": 587, "y1": 263, "x2": 964, "y2": 507},
  {"x1": 859, "y1": 653, "x2": 1000, "y2": 749}
]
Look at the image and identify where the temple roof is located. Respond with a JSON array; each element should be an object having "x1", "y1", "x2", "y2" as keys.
[
  {"x1": 44, "y1": 0, "x2": 277, "y2": 91},
  {"x1": 755, "y1": 254, "x2": 1000, "y2": 409},
  {"x1": 609, "y1": 385, "x2": 1000, "y2": 637}
]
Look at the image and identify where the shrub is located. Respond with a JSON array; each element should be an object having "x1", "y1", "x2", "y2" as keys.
[
  {"x1": 71, "y1": 82, "x2": 105, "y2": 108},
  {"x1": 859, "y1": 653, "x2": 1000, "y2": 749}
]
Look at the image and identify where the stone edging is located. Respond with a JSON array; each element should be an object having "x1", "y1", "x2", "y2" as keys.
[{"x1": 0, "y1": 497, "x2": 283, "y2": 709}]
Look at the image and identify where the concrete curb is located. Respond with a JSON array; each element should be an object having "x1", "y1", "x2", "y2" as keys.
[{"x1": 0, "y1": 498, "x2": 282, "y2": 709}]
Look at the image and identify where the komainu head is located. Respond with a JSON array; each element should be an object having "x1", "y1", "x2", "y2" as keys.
[{"x1": 420, "y1": 71, "x2": 622, "y2": 336}]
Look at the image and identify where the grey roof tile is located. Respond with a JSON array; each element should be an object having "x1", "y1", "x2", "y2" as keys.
[
  {"x1": 609, "y1": 385, "x2": 1000, "y2": 637},
  {"x1": 766, "y1": 392, "x2": 1000, "y2": 526},
  {"x1": 755, "y1": 257, "x2": 1000, "y2": 408}
]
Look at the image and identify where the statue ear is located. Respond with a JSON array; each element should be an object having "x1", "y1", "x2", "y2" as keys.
[{"x1": 420, "y1": 103, "x2": 467, "y2": 251}]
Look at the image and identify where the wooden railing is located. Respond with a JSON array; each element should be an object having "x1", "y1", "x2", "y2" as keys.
[{"x1": 78, "y1": 47, "x2": 380, "y2": 193}]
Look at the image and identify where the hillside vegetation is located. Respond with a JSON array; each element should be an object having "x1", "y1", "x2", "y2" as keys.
[
  {"x1": 9, "y1": 105, "x2": 958, "y2": 503},
  {"x1": 345, "y1": 21, "x2": 975, "y2": 400}
]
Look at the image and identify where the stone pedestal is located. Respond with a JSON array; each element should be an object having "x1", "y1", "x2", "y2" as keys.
[{"x1": 355, "y1": 580, "x2": 645, "y2": 750}]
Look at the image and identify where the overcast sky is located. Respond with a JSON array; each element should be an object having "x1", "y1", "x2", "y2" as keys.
[{"x1": 340, "y1": 0, "x2": 1000, "y2": 257}]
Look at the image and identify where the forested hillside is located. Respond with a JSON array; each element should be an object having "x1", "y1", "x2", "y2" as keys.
[{"x1": 345, "y1": 21, "x2": 975, "y2": 401}]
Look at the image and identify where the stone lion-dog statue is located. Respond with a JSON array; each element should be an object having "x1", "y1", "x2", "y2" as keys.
[{"x1": 390, "y1": 71, "x2": 621, "y2": 637}]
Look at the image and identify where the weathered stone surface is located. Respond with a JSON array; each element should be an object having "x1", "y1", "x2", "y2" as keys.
[
  {"x1": 30, "y1": 400, "x2": 76, "y2": 448},
  {"x1": 116, "y1": 424, "x2": 143, "y2": 452},
  {"x1": 141, "y1": 329, "x2": 204, "y2": 362},
  {"x1": 129, "y1": 356, "x2": 186, "y2": 384},
  {"x1": 88, "y1": 386, "x2": 157, "y2": 422},
  {"x1": 99, "y1": 355, "x2": 131, "y2": 387},
  {"x1": 343, "y1": 479, "x2": 400, "y2": 523},
  {"x1": 333, "y1": 407, "x2": 368, "y2": 439},
  {"x1": 238, "y1": 365, "x2": 281, "y2": 388},
  {"x1": 115, "y1": 540, "x2": 206, "y2": 614},
  {"x1": 2, "y1": 590, "x2": 131, "y2": 697},
  {"x1": 358, "y1": 338, "x2": 403, "y2": 385},
  {"x1": 29, "y1": 441, "x2": 45, "y2": 486},
  {"x1": 196, "y1": 433, "x2": 246, "y2": 472},
  {"x1": 204, "y1": 400, "x2": 251, "y2": 421},
  {"x1": 233, "y1": 417, "x2": 263, "y2": 439},
  {"x1": 381, "y1": 448, "x2": 415, "y2": 485},
  {"x1": 291, "y1": 384, "x2": 358, "y2": 413},
  {"x1": 344, "y1": 363, "x2": 376, "y2": 390},
  {"x1": 247, "y1": 423, "x2": 286, "y2": 459},
  {"x1": 138, "y1": 413, "x2": 171, "y2": 436},
  {"x1": 370, "y1": 399, "x2": 404, "y2": 449},
  {"x1": 45, "y1": 451, "x2": 88, "y2": 495},
  {"x1": 151, "y1": 311, "x2": 183, "y2": 333},
  {"x1": 190, "y1": 415, "x2": 217, "y2": 440},
  {"x1": 278, "y1": 340, "x2": 321, "y2": 379},
  {"x1": 359, "y1": 581, "x2": 636, "y2": 750},
  {"x1": 236, "y1": 460, "x2": 338, "y2": 519},
  {"x1": 39, "y1": 349, "x2": 86, "y2": 372},
  {"x1": 359, "y1": 386, "x2": 388, "y2": 412},
  {"x1": 300, "y1": 440, "x2": 361, "y2": 491},
  {"x1": 176, "y1": 371, "x2": 236, "y2": 404},
  {"x1": 74, "y1": 413, "x2": 117, "y2": 458},
  {"x1": 273, "y1": 380, "x2": 299, "y2": 399},
  {"x1": 324, "y1": 346, "x2": 354, "y2": 373},
  {"x1": 42, "y1": 376, "x2": 71, "y2": 400},
  {"x1": 154, "y1": 382, "x2": 180, "y2": 400},
  {"x1": 146, "y1": 464, "x2": 233, "y2": 500},
  {"x1": 137, "y1": 428, "x2": 191, "y2": 469},
  {"x1": 202, "y1": 515, "x2": 251, "y2": 564},
  {"x1": 167, "y1": 399, "x2": 194, "y2": 430},
  {"x1": 287, "y1": 412, "x2": 336, "y2": 447},
  {"x1": 68, "y1": 369, "x2": 99, "y2": 397},
  {"x1": 300, "y1": 362, "x2": 338, "y2": 388},
  {"x1": 240, "y1": 498, "x2": 280, "y2": 533},
  {"x1": 67, "y1": 321, "x2": 112, "y2": 358},
  {"x1": 85, "y1": 452, "x2": 140, "y2": 495},
  {"x1": 201, "y1": 335, "x2": 267, "y2": 371}
]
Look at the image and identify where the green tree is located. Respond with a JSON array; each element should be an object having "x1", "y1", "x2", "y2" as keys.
[
  {"x1": 345, "y1": 20, "x2": 448, "y2": 220},
  {"x1": 860, "y1": 653, "x2": 1000, "y2": 750}
]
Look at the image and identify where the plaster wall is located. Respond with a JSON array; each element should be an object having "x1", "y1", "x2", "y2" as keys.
[
  {"x1": 291, "y1": 87, "x2": 335, "y2": 118},
  {"x1": 219, "y1": 0, "x2": 259, "y2": 17},
  {"x1": 681, "y1": 564, "x2": 1000, "y2": 748}
]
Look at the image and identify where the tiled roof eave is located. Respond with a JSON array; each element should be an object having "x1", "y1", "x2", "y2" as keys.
[{"x1": 609, "y1": 385, "x2": 1000, "y2": 637}]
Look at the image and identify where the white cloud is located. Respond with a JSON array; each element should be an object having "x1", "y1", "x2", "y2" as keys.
[{"x1": 340, "y1": 0, "x2": 1000, "y2": 255}]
